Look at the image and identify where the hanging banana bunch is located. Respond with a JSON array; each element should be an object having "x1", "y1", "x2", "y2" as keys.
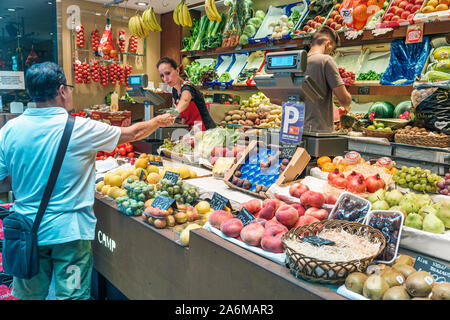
[
  {"x1": 205, "y1": 0, "x2": 222, "y2": 22},
  {"x1": 173, "y1": 0, "x2": 192, "y2": 27},
  {"x1": 142, "y1": 6, "x2": 162, "y2": 32},
  {"x1": 128, "y1": 14, "x2": 149, "y2": 38}
]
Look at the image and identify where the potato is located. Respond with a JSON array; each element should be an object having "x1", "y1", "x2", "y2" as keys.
[
  {"x1": 246, "y1": 113, "x2": 257, "y2": 121},
  {"x1": 231, "y1": 114, "x2": 241, "y2": 120},
  {"x1": 238, "y1": 120, "x2": 246, "y2": 125},
  {"x1": 225, "y1": 116, "x2": 232, "y2": 122},
  {"x1": 232, "y1": 120, "x2": 239, "y2": 124},
  {"x1": 245, "y1": 120, "x2": 254, "y2": 126}
]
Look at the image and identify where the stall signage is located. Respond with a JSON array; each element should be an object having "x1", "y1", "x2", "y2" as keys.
[
  {"x1": 301, "y1": 236, "x2": 335, "y2": 246},
  {"x1": 139, "y1": 170, "x2": 146, "y2": 180},
  {"x1": 413, "y1": 256, "x2": 450, "y2": 283},
  {"x1": 280, "y1": 102, "x2": 305, "y2": 145},
  {"x1": 406, "y1": 23, "x2": 424, "y2": 44},
  {"x1": 0, "y1": 71, "x2": 25, "y2": 90},
  {"x1": 209, "y1": 192, "x2": 230, "y2": 211},
  {"x1": 280, "y1": 143, "x2": 298, "y2": 160},
  {"x1": 357, "y1": 86, "x2": 370, "y2": 95},
  {"x1": 149, "y1": 160, "x2": 163, "y2": 167},
  {"x1": 151, "y1": 195, "x2": 176, "y2": 211},
  {"x1": 163, "y1": 171, "x2": 180, "y2": 184},
  {"x1": 236, "y1": 207, "x2": 255, "y2": 226}
]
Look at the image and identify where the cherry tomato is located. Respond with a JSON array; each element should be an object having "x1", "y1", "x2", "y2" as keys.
[
  {"x1": 127, "y1": 152, "x2": 135, "y2": 158},
  {"x1": 97, "y1": 151, "x2": 103, "y2": 157},
  {"x1": 125, "y1": 145, "x2": 133, "y2": 153},
  {"x1": 118, "y1": 147, "x2": 126, "y2": 155}
]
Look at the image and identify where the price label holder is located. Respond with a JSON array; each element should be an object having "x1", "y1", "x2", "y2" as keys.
[
  {"x1": 235, "y1": 45, "x2": 243, "y2": 51},
  {"x1": 151, "y1": 195, "x2": 176, "y2": 211},
  {"x1": 149, "y1": 160, "x2": 163, "y2": 167},
  {"x1": 236, "y1": 207, "x2": 255, "y2": 226},
  {"x1": 406, "y1": 23, "x2": 424, "y2": 44},
  {"x1": 219, "y1": 83, "x2": 227, "y2": 91},
  {"x1": 357, "y1": 86, "x2": 370, "y2": 95},
  {"x1": 163, "y1": 171, "x2": 180, "y2": 184},
  {"x1": 413, "y1": 255, "x2": 450, "y2": 283},
  {"x1": 301, "y1": 236, "x2": 335, "y2": 246},
  {"x1": 209, "y1": 192, "x2": 231, "y2": 211},
  {"x1": 280, "y1": 142, "x2": 298, "y2": 160}
]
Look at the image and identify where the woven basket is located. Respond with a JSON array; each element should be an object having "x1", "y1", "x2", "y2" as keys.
[
  {"x1": 395, "y1": 133, "x2": 450, "y2": 148},
  {"x1": 363, "y1": 128, "x2": 395, "y2": 141},
  {"x1": 282, "y1": 220, "x2": 386, "y2": 284}
]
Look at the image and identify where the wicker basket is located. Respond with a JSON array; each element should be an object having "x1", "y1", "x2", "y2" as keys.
[
  {"x1": 394, "y1": 133, "x2": 450, "y2": 148},
  {"x1": 363, "y1": 128, "x2": 395, "y2": 141},
  {"x1": 282, "y1": 220, "x2": 386, "y2": 284}
]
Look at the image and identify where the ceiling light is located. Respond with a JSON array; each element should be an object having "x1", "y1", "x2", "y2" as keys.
[
  {"x1": 48, "y1": 2, "x2": 52, "y2": 4},
  {"x1": 136, "y1": 2, "x2": 148, "y2": 6},
  {"x1": 95, "y1": 12, "x2": 102, "y2": 16},
  {"x1": 7, "y1": 8, "x2": 16, "y2": 12}
]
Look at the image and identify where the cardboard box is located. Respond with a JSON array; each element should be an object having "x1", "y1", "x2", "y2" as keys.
[
  {"x1": 223, "y1": 141, "x2": 311, "y2": 199},
  {"x1": 91, "y1": 110, "x2": 131, "y2": 127}
]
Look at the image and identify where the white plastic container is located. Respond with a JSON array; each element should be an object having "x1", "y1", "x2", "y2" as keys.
[{"x1": 329, "y1": 192, "x2": 372, "y2": 223}]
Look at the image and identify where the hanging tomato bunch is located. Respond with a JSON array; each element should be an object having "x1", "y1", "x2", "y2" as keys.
[
  {"x1": 73, "y1": 60, "x2": 83, "y2": 84},
  {"x1": 118, "y1": 29, "x2": 126, "y2": 52},
  {"x1": 81, "y1": 62, "x2": 91, "y2": 84},
  {"x1": 128, "y1": 36, "x2": 138, "y2": 53},
  {"x1": 76, "y1": 24, "x2": 85, "y2": 48},
  {"x1": 90, "y1": 60, "x2": 99, "y2": 83},
  {"x1": 117, "y1": 64, "x2": 124, "y2": 85},
  {"x1": 91, "y1": 29, "x2": 100, "y2": 54},
  {"x1": 124, "y1": 65, "x2": 133, "y2": 87},
  {"x1": 108, "y1": 63, "x2": 120, "y2": 85},
  {"x1": 100, "y1": 65, "x2": 109, "y2": 87}
]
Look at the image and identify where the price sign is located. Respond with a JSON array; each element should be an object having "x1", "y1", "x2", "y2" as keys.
[
  {"x1": 406, "y1": 23, "x2": 424, "y2": 44},
  {"x1": 163, "y1": 171, "x2": 180, "y2": 184},
  {"x1": 280, "y1": 102, "x2": 305, "y2": 145},
  {"x1": 209, "y1": 192, "x2": 230, "y2": 211},
  {"x1": 236, "y1": 207, "x2": 255, "y2": 226},
  {"x1": 280, "y1": 143, "x2": 298, "y2": 160},
  {"x1": 357, "y1": 86, "x2": 370, "y2": 95},
  {"x1": 413, "y1": 256, "x2": 450, "y2": 283},
  {"x1": 301, "y1": 236, "x2": 335, "y2": 246},
  {"x1": 149, "y1": 160, "x2": 163, "y2": 167},
  {"x1": 151, "y1": 195, "x2": 176, "y2": 211},
  {"x1": 219, "y1": 83, "x2": 227, "y2": 91},
  {"x1": 139, "y1": 170, "x2": 146, "y2": 181}
]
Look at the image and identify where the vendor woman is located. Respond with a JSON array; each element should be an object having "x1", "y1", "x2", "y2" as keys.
[{"x1": 157, "y1": 57, "x2": 216, "y2": 131}]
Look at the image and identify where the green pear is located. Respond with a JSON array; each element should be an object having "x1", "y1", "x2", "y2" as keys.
[
  {"x1": 369, "y1": 189, "x2": 386, "y2": 203},
  {"x1": 405, "y1": 213, "x2": 423, "y2": 230},
  {"x1": 372, "y1": 200, "x2": 390, "y2": 211},
  {"x1": 423, "y1": 213, "x2": 445, "y2": 234},
  {"x1": 402, "y1": 192, "x2": 418, "y2": 203},
  {"x1": 436, "y1": 201, "x2": 450, "y2": 229},
  {"x1": 385, "y1": 189, "x2": 403, "y2": 207},
  {"x1": 399, "y1": 198, "x2": 420, "y2": 214},
  {"x1": 418, "y1": 205, "x2": 437, "y2": 219},
  {"x1": 416, "y1": 194, "x2": 433, "y2": 210}
]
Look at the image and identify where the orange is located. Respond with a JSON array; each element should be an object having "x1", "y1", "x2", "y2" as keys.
[
  {"x1": 428, "y1": 0, "x2": 439, "y2": 7},
  {"x1": 337, "y1": 164, "x2": 346, "y2": 172},
  {"x1": 390, "y1": 167, "x2": 398, "y2": 175},
  {"x1": 317, "y1": 156, "x2": 332, "y2": 167},
  {"x1": 436, "y1": 3, "x2": 448, "y2": 10},
  {"x1": 321, "y1": 162, "x2": 336, "y2": 172},
  {"x1": 422, "y1": 5, "x2": 436, "y2": 12}
]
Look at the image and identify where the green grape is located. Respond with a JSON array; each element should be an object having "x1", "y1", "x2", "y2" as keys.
[
  {"x1": 400, "y1": 172, "x2": 407, "y2": 178},
  {"x1": 411, "y1": 175, "x2": 418, "y2": 183},
  {"x1": 419, "y1": 184, "x2": 426, "y2": 192},
  {"x1": 427, "y1": 175, "x2": 434, "y2": 183},
  {"x1": 420, "y1": 178, "x2": 427, "y2": 185},
  {"x1": 426, "y1": 185, "x2": 433, "y2": 193},
  {"x1": 413, "y1": 184, "x2": 421, "y2": 190},
  {"x1": 401, "y1": 166, "x2": 408, "y2": 172},
  {"x1": 406, "y1": 174, "x2": 412, "y2": 182},
  {"x1": 399, "y1": 178, "x2": 406, "y2": 185},
  {"x1": 408, "y1": 182, "x2": 415, "y2": 189},
  {"x1": 393, "y1": 175, "x2": 399, "y2": 183},
  {"x1": 424, "y1": 169, "x2": 431, "y2": 175},
  {"x1": 409, "y1": 168, "x2": 416, "y2": 175},
  {"x1": 400, "y1": 183, "x2": 408, "y2": 188}
]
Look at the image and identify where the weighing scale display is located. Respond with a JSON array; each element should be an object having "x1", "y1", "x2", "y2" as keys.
[
  {"x1": 270, "y1": 55, "x2": 295, "y2": 68},
  {"x1": 129, "y1": 76, "x2": 142, "y2": 86}
]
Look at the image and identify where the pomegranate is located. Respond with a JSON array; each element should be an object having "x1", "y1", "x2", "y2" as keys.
[
  {"x1": 347, "y1": 171, "x2": 365, "y2": 182},
  {"x1": 327, "y1": 169, "x2": 341, "y2": 184},
  {"x1": 332, "y1": 173, "x2": 348, "y2": 189},
  {"x1": 347, "y1": 176, "x2": 367, "y2": 194},
  {"x1": 365, "y1": 174, "x2": 386, "y2": 193}
]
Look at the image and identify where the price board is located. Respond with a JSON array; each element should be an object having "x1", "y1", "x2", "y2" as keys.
[
  {"x1": 301, "y1": 236, "x2": 335, "y2": 246},
  {"x1": 236, "y1": 207, "x2": 255, "y2": 226},
  {"x1": 209, "y1": 192, "x2": 230, "y2": 211},
  {"x1": 149, "y1": 160, "x2": 163, "y2": 167},
  {"x1": 413, "y1": 255, "x2": 450, "y2": 283},
  {"x1": 151, "y1": 195, "x2": 176, "y2": 211},
  {"x1": 280, "y1": 142, "x2": 298, "y2": 160},
  {"x1": 163, "y1": 171, "x2": 180, "y2": 184}
]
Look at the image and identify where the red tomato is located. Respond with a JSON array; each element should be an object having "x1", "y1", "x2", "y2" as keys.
[
  {"x1": 96, "y1": 151, "x2": 103, "y2": 157},
  {"x1": 125, "y1": 145, "x2": 133, "y2": 153},
  {"x1": 114, "y1": 147, "x2": 120, "y2": 154},
  {"x1": 95, "y1": 157, "x2": 101, "y2": 161},
  {"x1": 127, "y1": 152, "x2": 135, "y2": 158},
  {"x1": 118, "y1": 147, "x2": 126, "y2": 155}
]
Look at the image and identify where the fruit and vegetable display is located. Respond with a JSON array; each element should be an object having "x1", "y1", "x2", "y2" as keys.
[
  {"x1": 221, "y1": 0, "x2": 253, "y2": 47},
  {"x1": 239, "y1": 10, "x2": 266, "y2": 45},
  {"x1": 339, "y1": 67, "x2": 356, "y2": 86},
  {"x1": 357, "y1": 70, "x2": 383, "y2": 81},
  {"x1": 185, "y1": 60, "x2": 217, "y2": 85},
  {"x1": 297, "y1": 0, "x2": 336, "y2": 33},
  {"x1": 393, "y1": 165, "x2": 443, "y2": 193},
  {"x1": 420, "y1": 0, "x2": 449, "y2": 13},
  {"x1": 268, "y1": 14, "x2": 295, "y2": 41},
  {"x1": 90, "y1": 29, "x2": 100, "y2": 54},
  {"x1": 75, "y1": 24, "x2": 85, "y2": 49},
  {"x1": 380, "y1": 0, "x2": 421, "y2": 24},
  {"x1": 422, "y1": 43, "x2": 450, "y2": 82},
  {"x1": 343, "y1": 255, "x2": 450, "y2": 300},
  {"x1": 437, "y1": 172, "x2": 450, "y2": 195}
]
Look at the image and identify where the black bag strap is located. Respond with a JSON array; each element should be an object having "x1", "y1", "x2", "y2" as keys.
[{"x1": 31, "y1": 115, "x2": 75, "y2": 234}]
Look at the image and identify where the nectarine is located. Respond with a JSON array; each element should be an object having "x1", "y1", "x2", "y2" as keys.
[
  {"x1": 275, "y1": 205, "x2": 299, "y2": 228},
  {"x1": 261, "y1": 225, "x2": 288, "y2": 253},
  {"x1": 209, "y1": 210, "x2": 233, "y2": 229},
  {"x1": 300, "y1": 191, "x2": 325, "y2": 208},
  {"x1": 220, "y1": 218, "x2": 244, "y2": 238},
  {"x1": 240, "y1": 222, "x2": 265, "y2": 247}
]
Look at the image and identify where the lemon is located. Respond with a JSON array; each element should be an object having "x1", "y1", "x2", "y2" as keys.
[
  {"x1": 178, "y1": 166, "x2": 191, "y2": 179},
  {"x1": 96, "y1": 181, "x2": 105, "y2": 192},
  {"x1": 115, "y1": 168, "x2": 126, "y2": 176},
  {"x1": 189, "y1": 169, "x2": 197, "y2": 178},
  {"x1": 119, "y1": 189, "x2": 127, "y2": 197},
  {"x1": 135, "y1": 158, "x2": 148, "y2": 169},
  {"x1": 195, "y1": 201, "x2": 211, "y2": 215},
  {"x1": 146, "y1": 165, "x2": 159, "y2": 174},
  {"x1": 104, "y1": 172, "x2": 114, "y2": 185},
  {"x1": 120, "y1": 170, "x2": 133, "y2": 181},
  {"x1": 138, "y1": 153, "x2": 148, "y2": 159},
  {"x1": 134, "y1": 168, "x2": 148, "y2": 180},
  {"x1": 109, "y1": 175, "x2": 123, "y2": 187},
  {"x1": 101, "y1": 185, "x2": 111, "y2": 195},
  {"x1": 107, "y1": 186, "x2": 122, "y2": 199},
  {"x1": 147, "y1": 172, "x2": 161, "y2": 184}
]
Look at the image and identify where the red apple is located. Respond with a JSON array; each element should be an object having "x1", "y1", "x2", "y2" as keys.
[
  {"x1": 384, "y1": 12, "x2": 394, "y2": 20},
  {"x1": 330, "y1": 22, "x2": 337, "y2": 29},
  {"x1": 314, "y1": 16, "x2": 322, "y2": 22},
  {"x1": 389, "y1": 5, "x2": 399, "y2": 14},
  {"x1": 289, "y1": 182, "x2": 309, "y2": 198},
  {"x1": 275, "y1": 205, "x2": 299, "y2": 228},
  {"x1": 325, "y1": 18, "x2": 334, "y2": 26},
  {"x1": 411, "y1": 4, "x2": 421, "y2": 12},
  {"x1": 415, "y1": 0, "x2": 424, "y2": 5},
  {"x1": 401, "y1": 10, "x2": 411, "y2": 19},
  {"x1": 303, "y1": 25, "x2": 309, "y2": 32},
  {"x1": 399, "y1": 1, "x2": 409, "y2": 9},
  {"x1": 407, "y1": 13, "x2": 415, "y2": 20},
  {"x1": 261, "y1": 225, "x2": 288, "y2": 253},
  {"x1": 220, "y1": 218, "x2": 244, "y2": 238},
  {"x1": 405, "y1": 3, "x2": 414, "y2": 11},
  {"x1": 334, "y1": 23, "x2": 342, "y2": 30},
  {"x1": 307, "y1": 20, "x2": 314, "y2": 27},
  {"x1": 395, "y1": 7, "x2": 405, "y2": 16}
]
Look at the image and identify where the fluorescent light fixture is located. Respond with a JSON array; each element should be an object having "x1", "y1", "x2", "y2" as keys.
[
  {"x1": 95, "y1": 12, "x2": 102, "y2": 16},
  {"x1": 136, "y1": 2, "x2": 148, "y2": 6},
  {"x1": 7, "y1": 8, "x2": 16, "y2": 12},
  {"x1": 0, "y1": 17, "x2": 3, "y2": 19},
  {"x1": 48, "y1": 1, "x2": 52, "y2": 4}
]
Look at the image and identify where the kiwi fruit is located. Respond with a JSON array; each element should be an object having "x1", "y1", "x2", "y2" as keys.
[
  {"x1": 381, "y1": 269, "x2": 405, "y2": 287},
  {"x1": 431, "y1": 282, "x2": 450, "y2": 300},
  {"x1": 392, "y1": 263, "x2": 416, "y2": 279},
  {"x1": 363, "y1": 275, "x2": 390, "y2": 300},
  {"x1": 383, "y1": 286, "x2": 411, "y2": 300},
  {"x1": 405, "y1": 271, "x2": 435, "y2": 297},
  {"x1": 345, "y1": 272, "x2": 368, "y2": 295},
  {"x1": 395, "y1": 254, "x2": 415, "y2": 267},
  {"x1": 366, "y1": 264, "x2": 391, "y2": 275}
]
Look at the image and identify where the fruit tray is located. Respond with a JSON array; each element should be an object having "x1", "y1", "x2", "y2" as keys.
[
  {"x1": 363, "y1": 128, "x2": 396, "y2": 141},
  {"x1": 414, "y1": 0, "x2": 450, "y2": 23},
  {"x1": 376, "y1": 0, "x2": 415, "y2": 28}
]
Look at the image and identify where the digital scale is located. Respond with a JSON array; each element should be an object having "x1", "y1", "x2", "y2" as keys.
[{"x1": 254, "y1": 50, "x2": 348, "y2": 157}]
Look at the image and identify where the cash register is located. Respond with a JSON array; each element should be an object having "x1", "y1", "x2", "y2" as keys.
[{"x1": 254, "y1": 50, "x2": 348, "y2": 157}]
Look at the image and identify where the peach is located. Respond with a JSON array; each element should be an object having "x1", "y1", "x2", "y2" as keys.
[
  {"x1": 241, "y1": 199, "x2": 262, "y2": 215},
  {"x1": 405, "y1": 3, "x2": 414, "y2": 11},
  {"x1": 325, "y1": 18, "x2": 334, "y2": 26},
  {"x1": 258, "y1": 202, "x2": 276, "y2": 220},
  {"x1": 395, "y1": 7, "x2": 405, "y2": 16},
  {"x1": 401, "y1": 10, "x2": 411, "y2": 19},
  {"x1": 289, "y1": 182, "x2": 309, "y2": 198},
  {"x1": 399, "y1": 0, "x2": 409, "y2": 9},
  {"x1": 263, "y1": 198, "x2": 282, "y2": 211},
  {"x1": 300, "y1": 191, "x2": 325, "y2": 208},
  {"x1": 384, "y1": 12, "x2": 395, "y2": 20},
  {"x1": 291, "y1": 202, "x2": 306, "y2": 217},
  {"x1": 275, "y1": 205, "x2": 299, "y2": 228},
  {"x1": 411, "y1": 4, "x2": 421, "y2": 12},
  {"x1": 261, "y1": 225, "x2": 288, "y2": 253},
  {"x1": 392, "y1": 15, "x2": 401, "y2": 21},
  {"x1": 265, "y1": 217, "x2": 283, "y2": 229},
  {"x1": 220, "y1": 218, "x2": 244, "y2": 238},
  {"x1": 251, "y1": 218, "x2": 267, "y2": 227},
  {"x1": 296, "y1": 215, "x2": 320, "y2": 227},
  {"x1": 305, "y1": 208, "x2": 329, "y2": 221},
  {"x1": 389, "y1": 5, "x2": 399, "y2": 14},
  {"x1": 325, "y1": 194, "x2": 338, "y2": 205},
  {"x1": 209, "y1": 210, "x2": 233, "y2": 229},
  {"x1": 240, "y1": 222, "x2": 265, "y2": 247}
]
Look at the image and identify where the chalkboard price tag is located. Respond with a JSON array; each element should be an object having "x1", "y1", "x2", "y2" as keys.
[
  {"x1": 301, "y1": 236, "x2": 335, "y2": 246},
  {"x1": 358, "y1": 86, "x2": 370, "y2": 95},
  {"x1": 139, "y1": 170, "x2": 146, "y2": 181},
  {"x1": 413, "y1": 255, "x2": 450, "y2": 283},
  {"x1": 163, "y1": 171, "x2": 180, "y2": 184},
  {"x1": 151, "y1": 195, "x2": 176, "y2": 211},
  {"x1": 280, "y1": 143, "x2": 298, "y2": 160},
  {"x1": 209, "y1": 192, "x2": 230, "y2": 211},
  {"x1": 149, "y1": 160, "x2": 163, "y2": 167},
  {"x1": 219, "y1": 83, "x2": 227, "y2": 91},
  {"x1": 236, "y1": 207, "x2": 255, "y2": 226}
]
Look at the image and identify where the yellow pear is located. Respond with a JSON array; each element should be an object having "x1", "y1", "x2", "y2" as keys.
[
  {"x1": 109, "y1": 175, "x2": 123, "y2": 187},
  {"x1": 135, "y1": 158, "x2": 148, "y2": 169},
  {"x1": 96, "y1": 181, "x2": 105, "y2": 192},
  {"x1": 107, "y1": 186, "x2": 122, "y2": 199},
  {"x1": 178, "y1": 166, "x2": 191, "y2": 179},
  {"x1": 146, "y1": 165, "x2": 159, "y2": 174},
  {"x1": 147, "y1": 172, "x2": 161, "y2": 184},
  {"x1": 101, "y1": 185, "x2": 111, "y2": 195},
  {"x1": 104, "y1": 172, "x2": 114, "y2": 185}
]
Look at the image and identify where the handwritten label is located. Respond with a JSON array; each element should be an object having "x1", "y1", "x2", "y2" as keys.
[
  {"x1": 358, "y1": 86, "x2": 370, "y2": 95},
  {"x1": 280, "y1": 143, "x2": 298, "y2": 160},
  {"x1": 149, "y1": 160, "x2": 163, "y2": 167},
  {"x1": 413, "y1": 256, "x2": 450, "y2": 283},
  {"x1": 209, "y1": 192, "x2": 230, "y2": 211},
  {"x1": 139, "y1": 170, "x2": 145, "y2": 181},
  {"x1": 151, "y1": 195, "x2": 176, "y2": 211},
  {"x1": 163, "y1": 171, "x2": 180, "y2": 184},
  {"x1": 236, "y1": 207, "x2": 255, "y2": 226},
  {"x1": 301, "y1": 236, "x2": 335, "y2": 246},
  {"x1": 406, "y1": 23, "x2": 424, "y2": 44}
]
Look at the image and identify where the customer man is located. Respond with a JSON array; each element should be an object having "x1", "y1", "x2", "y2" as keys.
[
  {"x1": 0, "y1": 62, "x2": 174, "y2": 300},
  {"x1": 304, "y1": 26, "x2": 352, "y2": 132}
]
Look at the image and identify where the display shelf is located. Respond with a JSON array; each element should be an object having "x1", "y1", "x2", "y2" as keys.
[
  {"x1": 198, "y1": 85, "x2": 259, "y2": 91},
  {"x1": 347, "y1": 84, "x2": 413, "y2": 96},
  {"x1": 182, "y1": 20, "x2": 450, "y2": 59},
  {"x1": 119, "y1": 52, "x2": 145, "y2": 57}
]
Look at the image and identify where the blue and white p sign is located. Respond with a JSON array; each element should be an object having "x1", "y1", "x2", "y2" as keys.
[{"x1": 280, "y1": 102, "x2": 305, "y2": 145}]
